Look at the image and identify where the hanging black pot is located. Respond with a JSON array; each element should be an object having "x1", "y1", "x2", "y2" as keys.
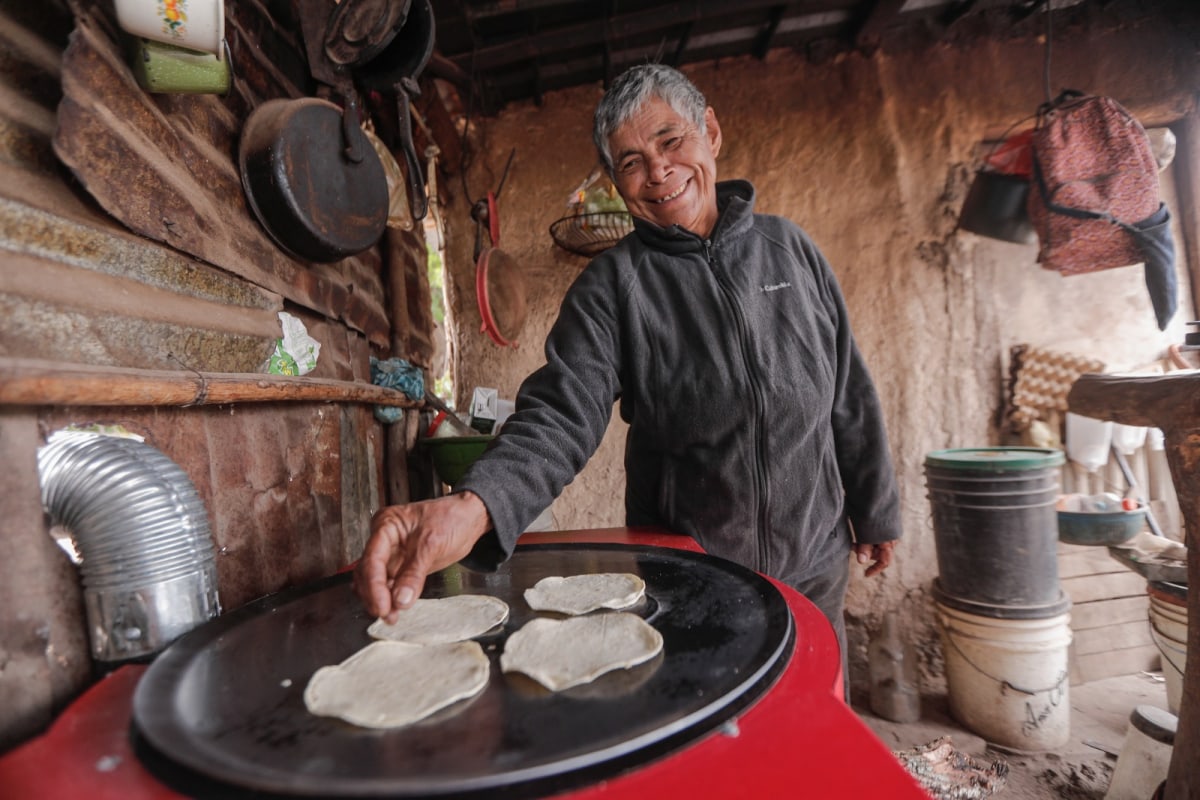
[
  {"x1": 959, "y1": 170, "x2": 1036, "y2": 245},
  {"x1": 239, "y1": 97, "x2": 389, "y2": 263}
]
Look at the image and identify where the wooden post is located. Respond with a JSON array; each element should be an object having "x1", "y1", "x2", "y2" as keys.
[
  {"x1": 0, "y1": 409, "x2": 90, "y2": 750},
  {"x1": 1068, "y1": 372, "x2": 1199, "y2": 800}
]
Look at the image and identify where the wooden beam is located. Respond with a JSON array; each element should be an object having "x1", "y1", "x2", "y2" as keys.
[
  {"x1": 0, "y1": 358, "x2": 423, "y2": 409},
  {"x1": 446, "y1": 0, "x2": 833, "y2": 73},
  {"x1": 1175, "y1": 112, "x2": 1200, "y2": 323},
  {"x1": 456, "y1": 0, "x2": 603, "y2": 22}
]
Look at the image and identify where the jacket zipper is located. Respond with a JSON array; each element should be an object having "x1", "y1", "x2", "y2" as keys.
[{"x1": 703, "y1": 239, "x2": 772, "y2": 573}]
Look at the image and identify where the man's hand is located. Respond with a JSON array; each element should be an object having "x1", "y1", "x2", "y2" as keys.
[
  {"x1": 853, "y1": 540, "x2": 895, "y2": 578},
  {"x1": 353, "y1": 492, "x2": 492, "y2": 623}
]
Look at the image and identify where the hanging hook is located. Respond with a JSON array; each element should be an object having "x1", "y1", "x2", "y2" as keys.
[
  {"x1": 471, "y1": 198, "x2": 488, "y2": 261},
  {"x1": 495, "y1": 147, "x2": 516, "y2": 200}
]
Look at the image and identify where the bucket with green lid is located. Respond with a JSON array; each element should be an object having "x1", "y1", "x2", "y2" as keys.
[{"x1": 925, "y1": 447, "x2": 1066, "y2": 616}]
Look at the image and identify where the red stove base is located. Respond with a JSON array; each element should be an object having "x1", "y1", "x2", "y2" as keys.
[{"x1": 0, "y1": 528, "x2": 928, "y2": 799}]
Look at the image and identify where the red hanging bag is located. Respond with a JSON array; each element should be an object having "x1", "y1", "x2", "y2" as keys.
[{"x1": 1027, "y1": 92, "x2": 1161, "y2": 276}]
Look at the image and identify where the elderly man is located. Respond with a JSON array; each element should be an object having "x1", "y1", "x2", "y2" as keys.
[{"x1": 355, "y1": 64, "x2": 901, "y2": 693}]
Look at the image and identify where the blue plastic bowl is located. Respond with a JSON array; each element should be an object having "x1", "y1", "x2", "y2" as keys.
[{"x1": 1057, "y1": 507, "x2": 1146, "y2": 546}]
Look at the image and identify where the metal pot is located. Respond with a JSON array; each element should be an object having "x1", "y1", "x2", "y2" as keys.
[
  {"x1": 323, "y1": 0, "x2": 412, "y2": 67},
  {"x1": 239, "y1": 97, "x2": 389, "y2": 263}
]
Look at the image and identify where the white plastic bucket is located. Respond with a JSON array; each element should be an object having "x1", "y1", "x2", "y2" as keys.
[
  {"x1": 936, "y1": 601, "x2": 1073, "y2": 750},
  {"x1": 1148, "y1": 591, "x2": 1187, "y2": 715},
  {"x1": 1066, "y1": 412, "x2": 1113, "y2": 472},
  {"x1": 1104, "y1": 705, "x2": 1177, "y2": 800}
]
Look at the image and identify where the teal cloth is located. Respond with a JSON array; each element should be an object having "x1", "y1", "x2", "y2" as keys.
[{"x1": 370, "y1": 357, "x2": 424, "y2": 423}]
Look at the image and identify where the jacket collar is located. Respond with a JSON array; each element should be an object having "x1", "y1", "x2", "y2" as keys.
[{"x1": 630, "y1": 180, "x2": 756, "y2": 254}]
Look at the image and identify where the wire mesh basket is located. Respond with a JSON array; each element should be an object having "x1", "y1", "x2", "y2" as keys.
[{"x1": 549, "y1": 211, "x2": 634, "y2": 257}]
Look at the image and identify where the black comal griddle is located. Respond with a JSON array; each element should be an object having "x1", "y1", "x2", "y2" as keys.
[{"x1": 132, "y1": 543, "x2": 794, "y2": 798}]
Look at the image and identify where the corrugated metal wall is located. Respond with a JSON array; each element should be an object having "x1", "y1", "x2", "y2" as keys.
[{"x1": 0, "y1": 1, "x2": 431, "y2": 750}]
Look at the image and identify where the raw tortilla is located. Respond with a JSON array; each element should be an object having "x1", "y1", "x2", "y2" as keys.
[
  {"x1": 523, "y1": 573, "x2": 645, "y2": 615},
  {"x1": 500, "y1": 612, "x2": 663, "y2": 691},
  {"x1": 367, "y1": 594, "x2": 509, "y2": 644},
  {"x1": 304, "y1": 640, "x2": 490, "y2": 728}
]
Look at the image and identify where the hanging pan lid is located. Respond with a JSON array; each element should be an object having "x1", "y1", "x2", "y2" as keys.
[
  {"x1": 476, "y1": 246, "x2": 528, "y2": 348},
  {"x1": 475, "y1": 191, "x2": 527, "y2": 348}
]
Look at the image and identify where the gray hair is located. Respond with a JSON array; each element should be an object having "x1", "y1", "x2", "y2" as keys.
[{"x1": 593, "y1": 64, "x2": 707, "y2": 173}]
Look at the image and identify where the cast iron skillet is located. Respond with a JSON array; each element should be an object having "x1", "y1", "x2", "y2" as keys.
[{"x1": 239, "y1": 97, "x2": 389, "y2": 263}]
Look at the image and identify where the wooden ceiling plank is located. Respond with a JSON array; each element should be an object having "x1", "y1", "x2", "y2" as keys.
[
  {"x1": 447, "y1": 0, "x2": 821, "y2": 72},
  {"x1": 460, "y1": 0, "x2": 615, "y2": 21}
]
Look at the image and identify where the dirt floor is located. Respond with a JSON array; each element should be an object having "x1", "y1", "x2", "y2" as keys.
[{"x1": 854, "y1": 670, "x2": 1173, "y2": 799}]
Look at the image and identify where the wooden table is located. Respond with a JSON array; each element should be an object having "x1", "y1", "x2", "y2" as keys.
[{"x1": 1069, "y1": 372, "x2": 1198, "y2": 799}]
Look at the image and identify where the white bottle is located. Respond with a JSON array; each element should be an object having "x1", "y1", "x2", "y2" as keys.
[
  {"x1": 868, "y1": 616, "x2": 921, "y2": 723},
  {"x1": 1104, "y1": 705, "x2": 1176, "y2": 800}
]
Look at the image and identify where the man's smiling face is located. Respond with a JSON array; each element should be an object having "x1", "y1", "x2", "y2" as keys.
[{"x1": 608, "y1": 96, "x2": 723, "y2": 238}]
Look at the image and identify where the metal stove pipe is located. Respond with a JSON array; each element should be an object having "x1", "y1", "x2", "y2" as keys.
[{"x1": 37, "y1": 432, "x2": 221, "y2": 663}]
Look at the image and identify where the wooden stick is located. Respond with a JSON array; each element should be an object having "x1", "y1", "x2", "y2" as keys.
[{"x1": 0, "y1": 357, "x2": 422, "y2": 409}]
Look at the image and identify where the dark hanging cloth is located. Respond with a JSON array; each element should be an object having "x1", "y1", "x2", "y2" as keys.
[{"x1": 1131, "y1": 203, "x2": 1177, "y2": 331}]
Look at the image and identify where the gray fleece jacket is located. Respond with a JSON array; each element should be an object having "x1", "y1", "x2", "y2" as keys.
[{"x1": 456, "y1": 179, "x2": 901, "y2": 585}]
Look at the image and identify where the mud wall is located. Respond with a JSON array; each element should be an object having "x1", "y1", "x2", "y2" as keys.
[{"x1": 441, "y1": 14, "x2": 1199, "y2": 682}]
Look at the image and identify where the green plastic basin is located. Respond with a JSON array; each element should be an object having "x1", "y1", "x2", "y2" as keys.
[{"x1": 420, "y1": 435, "x2": 495, "y2": 487}]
